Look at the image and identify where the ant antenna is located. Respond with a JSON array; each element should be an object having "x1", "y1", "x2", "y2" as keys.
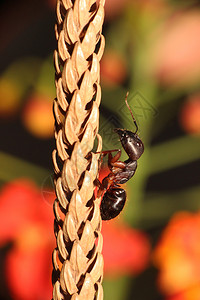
[{"x1": 125, "y1": 92, "x2": 138, "y2": 133}]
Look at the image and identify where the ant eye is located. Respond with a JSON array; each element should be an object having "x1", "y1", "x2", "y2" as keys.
[{"x1": 136, "y1": 142, "x2": 140, "y2": 147}]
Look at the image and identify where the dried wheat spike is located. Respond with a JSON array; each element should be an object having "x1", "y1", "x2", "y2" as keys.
[{"x1": 52, "y1": 0, "x2": 105, "y2": 299}]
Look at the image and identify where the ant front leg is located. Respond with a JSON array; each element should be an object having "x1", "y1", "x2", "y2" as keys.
[
  {"x1": 95, "y1": 149, "x2": 120, "y2": 157},
  {"x1": 95, "y1": 149, "x2": 120, "y2": 173},
  {"x1": 98, "y1": 149, "x2": 120, "y2": 161}
]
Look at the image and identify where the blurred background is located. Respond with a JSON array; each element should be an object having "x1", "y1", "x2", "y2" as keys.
[{"x1": 0, "y1": 0, "x2": 200, "y2": 299}]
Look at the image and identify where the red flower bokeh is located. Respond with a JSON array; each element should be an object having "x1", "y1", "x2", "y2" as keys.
[
  {"x1": 0, "y1": 180, "x2": 55, "y2": 300},
  {"x1": 102, "y1": 220, "x2": 150, "y2": 277},
  {"x1": 153, "y1": 212, "x2": 200, "y2": 299},
  {"x1": 0, "y1": 178, "x2": 150, "y2": 300}
]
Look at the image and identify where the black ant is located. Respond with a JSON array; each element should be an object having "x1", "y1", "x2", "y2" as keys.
[{"x1": 97, "y1": 93, "x2": 144, "y2": 220}]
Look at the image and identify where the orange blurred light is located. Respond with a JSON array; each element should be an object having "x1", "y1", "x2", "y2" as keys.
[
  {"x1": 153, "y1": 212, "x2": 200, "y2": 297},
  {"x1": 22, "y1": 93, "x2": 54, "y2": 139},
  {"x1": 167, "y1": 285, "x2": 200, "y2": 300},
  {"x1": 179, "y1": 94, "x2": 200, "y2": 135},
  {"x1": 100, "y1": 50, "x2": 127, "y2": 87}
]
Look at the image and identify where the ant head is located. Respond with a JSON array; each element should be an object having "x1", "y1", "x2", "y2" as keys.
[
  {"x1": 114, "y1": 129, "x2": 144, "y2": 160},
  {"x1": 125, "y1": 92, "x2": 138, "y2": 134}
]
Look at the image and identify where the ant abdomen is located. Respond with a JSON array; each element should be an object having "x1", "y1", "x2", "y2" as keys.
[{"x1": 100, "y1": 186, "x2": 126, "y2": 220}]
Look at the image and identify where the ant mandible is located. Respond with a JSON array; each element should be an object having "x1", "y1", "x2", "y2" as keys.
[{"x1": 97, "y1": 92, "x2": 144, "y2": 220}]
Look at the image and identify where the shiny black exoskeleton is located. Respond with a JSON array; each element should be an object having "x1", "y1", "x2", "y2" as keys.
[
  {"x1": 100, "y1": 187, "x2": 126, "y2": 220},
  {"x1": 97, "y1": 93, "x2": 144, "y2": 220}
]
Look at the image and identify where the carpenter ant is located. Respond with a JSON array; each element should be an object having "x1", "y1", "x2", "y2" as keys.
[{"x1": 97, "y1": 93, "x2": 144, "y2": 220}]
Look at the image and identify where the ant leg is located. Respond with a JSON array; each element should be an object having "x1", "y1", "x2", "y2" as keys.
[
  {"x1": 94, "y1": 178, "x2": 102, "y2": 189},
  {"x1": 96, "y1": 149, "x2": 120, "y2": 171},
  {"x1": 96, "y1": 173, "x2": 115, "y2": 197},
  {"x1": 96, "y1": 176, "x2": 110, "y2": 197},
  {"x1": 94, "y1": 178, "x2": 104, "y2": 197},
  {"x1": 112, "y1": 160, "x2": 126, "y2": 170},
  {"x1": 95, "y1": 150, "x2": 119, "y2": 195},
  {"x1": 109, "y1": 149, "x2": 121, "y2": 163},
  {"x1": 95, "y1": 149, "x2": 120, "y2": 158},
  {"x1": 108, "y1": 150, "x2": 126, "y2": 169},
  {"x1": 95, "y1": 149, "x2": 119, "y2": 155}
]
